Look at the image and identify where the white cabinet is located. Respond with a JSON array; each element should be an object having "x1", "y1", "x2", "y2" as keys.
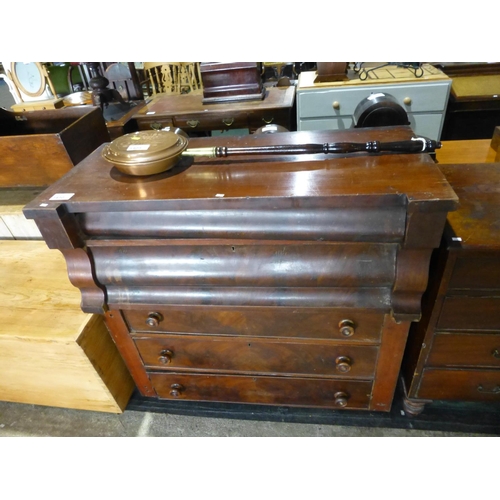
[{"x1": 297, "y1": 67, "x2": 452, "y2": 141}]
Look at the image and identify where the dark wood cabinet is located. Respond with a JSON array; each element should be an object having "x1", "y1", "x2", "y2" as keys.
[
  {"x1": 23, "y1": 126, "x2": 457, "y2": 412},
  {"x1": 402, "y1": 163, "x2": 500, "y2": 414}
]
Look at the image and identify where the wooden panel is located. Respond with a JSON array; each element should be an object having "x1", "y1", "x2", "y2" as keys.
[
  {"x1": 427, "y1": 333, "x2": 500, "y2": 368},
  {"x1": 437, "y1": 297, "x2": 500, "y2": 331},
  {"x1": 0, "y1": 240, "x2": 134, "y2": 412},
  {"x1": 448, "y1": 254, "x2": 500, "y2": 290},
  {"x1": 150, "y1": 372, "x2": 373, "y2": 409},
  {"x1": 0, "y1": 107, "x2": 109, "y2": 188},
  {"x1": 417, "y1": 368, "x2": 500, "y2": 402},
  {"x1": 435, "y1": 140, "x2": 496, "y2": 164},
  {"x1": 135, "y1": 334, "x2": 378, "y2": 378},
  {"x1": 123, "y1": 305, "x2": 385, "y2": 342}
]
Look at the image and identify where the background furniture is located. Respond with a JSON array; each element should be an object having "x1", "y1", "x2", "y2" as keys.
[
  {"x1": 437, "y1": 63, "x2": 500, "y2": 140},
  {"x1": 0, "y1": 107, "x2": 109, "y2": 188},
  {"x1": 24, "y1": 126, "x2": 457, "y2": 412},
  {"x1": 200, "y1": 62, "x2": 264, "y2": 103},
  {"x1": 402, "y1": 162, "x2": 500, "y2": 415},
  {"x1": 142, "y1": 62, "x2": 203, "y2": 97},
  {"x1": 131, "y1": 85, "x2": 295, "y2": 135},
  {"x1": 296, "y1": 63, "x2": 451, "y2": 141},
  {"x1": 0, "y1": 240, "x2": 134, "y2": 413}
]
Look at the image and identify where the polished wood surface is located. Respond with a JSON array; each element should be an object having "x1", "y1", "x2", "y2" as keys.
[
  {"x1": 402, "y1": 163, "x2": 500, "y2": 414},
  {"x1": 24, "y1": 126, "x2": 458, "y2": 412}
]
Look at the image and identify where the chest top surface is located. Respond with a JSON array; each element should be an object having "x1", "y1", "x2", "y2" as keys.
[
  {"x1": 24, "y1": 126, "x2": 457, "y2": 217},
  {"x1": 439, "y1": 163, "x2": 500, "y2": 249}
]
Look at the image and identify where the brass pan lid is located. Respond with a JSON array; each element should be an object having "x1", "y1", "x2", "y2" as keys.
[{"x1": 102, "y1": 130, "x2": 189, "y2": 166}]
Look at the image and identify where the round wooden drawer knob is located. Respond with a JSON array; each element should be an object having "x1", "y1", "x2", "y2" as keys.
[
  {"x1": 338, "y1": 319, "x2": 355, "y2": 337},
  {"x1": 170, "y1": 383, "x2": 185, "y2": 397},
  {"x1": 403, "y1": 97, "x2": 412, "y2": 105},
  {"x1": 146, "y1": 312, "x2": 163, "y2": 327},
  {"x1": 335, "y1": 356, "x2": 352, "y2": 373},
  {"x1": 334, "y1": 391, "x2": 349, "y2": 407},
  {"x1": 158, "y1": 349, "x2": 174, "y2": 364},
  {"x1": 332, "y1": 101, "x2": 340, "y2": 110}
]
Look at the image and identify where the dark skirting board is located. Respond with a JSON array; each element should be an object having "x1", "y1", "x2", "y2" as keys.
[{"x1": 126, "y1": 378, "x2": 500, "y2": 435}]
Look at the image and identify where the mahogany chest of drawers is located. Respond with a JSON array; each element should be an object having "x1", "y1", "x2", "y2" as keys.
[
  {"x1": 402, "y1": 163, "x2": 500, "y2": 415},
  {"x1": 24, "y1": 126, "x2": 457, "y2": 412}
]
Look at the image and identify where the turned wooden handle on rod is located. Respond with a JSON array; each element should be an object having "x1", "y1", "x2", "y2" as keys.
[{"x1": 182, "y1": 137, "x2": 441, "y2": 158}]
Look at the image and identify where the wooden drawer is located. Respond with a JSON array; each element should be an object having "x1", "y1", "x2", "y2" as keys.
[
  {"x1": 123, "y1": 306, "x2": 385, "y2": 342},
  {"x1": 437, "y1": 297, "x2": 500, "y2": 331},
  {"x1": 134, "y1": 334, "x2": 378, "y2": 378},
  {"x1": 417, "y1": 368, "x2": 500, "y2": 402},
  {"x1": 173, "y1": 113, "x2": 249, "y2": 131},
  {"x1": 136, "y1": 117, "x2": 174, "y2": 131},
  {"x1": 427, "y1": 332, "x2": 500, "y2": 368},
  {"x1": 448, "y1": 255, "x2": 500, "y2": 291},
  {"x1": 92, "y1": 242, "x2": 397, "y2": 289},
  {"x1": 149, "y1": 372, "x2": 373, "y2": 409},
  {"x1": 247, "y1": 108, "x2": 290, "y2": 130}
]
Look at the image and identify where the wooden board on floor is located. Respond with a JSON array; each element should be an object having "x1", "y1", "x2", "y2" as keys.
[
  {"x1": 435, "y1": 139, "x2": 497, "y2": 164},
  {"x1": 0, "y1": 240, "x2": 135, "y2": 412}
]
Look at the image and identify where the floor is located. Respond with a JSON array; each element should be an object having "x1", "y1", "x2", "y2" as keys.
[{"x1": 1, "y1": 386, "x2": 499, "y2": 437}]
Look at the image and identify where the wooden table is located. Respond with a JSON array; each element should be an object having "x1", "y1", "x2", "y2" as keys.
[
  {"x1": 24, "y1": 126, "x2": 457, "y2": 412},
  {"x1": 131, "y1": 86, "x2": 296, "y2": 135}
]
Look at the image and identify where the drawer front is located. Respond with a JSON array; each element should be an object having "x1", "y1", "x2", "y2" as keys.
[
  {"x1": 449, "y1": 255, "x2": 500, "y2": 291},
  {"x1": 149, "y1": 372, "x2": 373, "y2": 409},
  {"x1": 247, "y1": 108, "x2": 290, "y2": 129},
  {"x1": 427, "y1": 333, "x2": 500, "y2": 368},
  {"x1": 135, "y1": 334, "x2": 378, "y2": 378},
  {"x1": 136, "y1": 117, "x2": 174, "y2": 131},
  {"x1": 417, "y1": 368, "x2": 500, "y2": 402},
  {"x1": 298, "y1": 82, "x2": 450, "y2": 119},
  {"x1": 437, "y1": 297, "x2": 500, "y2": 331},
  {"x1": 173, "y1": 113, "x2": 249, "y2": 131},
  {"x1": 123, "y1": 306, "x2": 385, "y2": 342},
  {"x1": 80, "y1": 205, "x2": 406, "y2": 242},
  {"x1": 92, "y1": 242, "x2": 397, "y2": 289}
]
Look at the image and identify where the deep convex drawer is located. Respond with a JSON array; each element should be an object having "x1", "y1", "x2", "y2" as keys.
[
  {"x1": 123, "y1": 306, "x2": 385, "y2": 342},
  {"x1": 91, "y1": 242, "x2": 397, "y2": 289},
  {"x1": 437, "y1": 297, "x2": 500, "y2": 331},
  {"x1": 427, "y1": 333, "x2": 500, "y2": 368},
  {"x1": 298, "y1": 82, "x2": 450, "y2": 118},
  {"x1": 149, "y1": 372, "x2": 373, "y2": 409},
  {"x1": 134, "y1": 334, "x2": 378, "y2": 378}
]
